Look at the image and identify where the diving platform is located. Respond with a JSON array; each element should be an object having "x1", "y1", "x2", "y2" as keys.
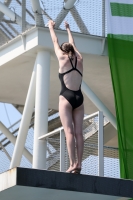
[
  {"x1": 0, "y1": 26, "x2": 113, "y2": 115},
  {"x1": 0, "y1": 0, "x2": 120, "y2": 194},
  {"x1": 0, "y1": 167, "x2": 132, "y2": 200}
]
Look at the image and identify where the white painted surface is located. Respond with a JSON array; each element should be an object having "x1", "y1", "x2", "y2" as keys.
[
  {"x1": 0, "y1": 27, "x2": 107, "y2": 66},
  {"x1": 33, "y1": 51, "x2": 51, "y2": 169},
  {"x1": 0, "y1": 2, "x2": 30, "y2": 28},
  {"x1": 60, "y1": 129, "x2": 65, "y2": 172},
  {"x1": 30, "y1": 0, "x2": 44, "y2": 26},
  {"x1": 9, "y1": 62, "x2": 36, "y2": 169},
  {"x1": 0, "y1": 168, "x2": 16, "y2": 192},
  {"x1": 38, "y1": 113, "x2": 98, "y2": 140},
  {"x1": 0, "y1": 27, "x2": 116, "y2": 145},
  {"x1": 0, "y1": 27, "x2": 38, "y2": 66},
  {"x1": 81, "y1": 81, "x2": 116, "y2": 129},
  {"x1": 38, "y1": 127, "x2": 63, "y2": 140},
  {"x1": 0, "y1": 122, "x2": 32, "y2": 163},
  {"x1": 64, "y1": 0, "x2": 77, "y2": 9},
  {"x1": 0, "y1": 2, "x2": 16, "y2": 22},
  {"x1": 98, "y1": 111, "x2": 104, "y2": 176}
]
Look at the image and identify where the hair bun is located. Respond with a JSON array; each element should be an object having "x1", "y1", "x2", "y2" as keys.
[{"x1": 60, "y1": 43, "x2": 75, "y2": 59}]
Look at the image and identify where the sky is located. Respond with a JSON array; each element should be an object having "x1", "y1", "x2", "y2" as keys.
[{"x1": 0, "y1": 103, "x2": 21, "y2": 129}]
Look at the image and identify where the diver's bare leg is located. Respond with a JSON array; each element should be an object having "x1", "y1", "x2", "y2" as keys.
[
  {"x1": 73, "y1": 104, "x2": 84, "y2": 170},
  {"x1": 59, "y1": 96, "x2": 77, "y2": 172}
]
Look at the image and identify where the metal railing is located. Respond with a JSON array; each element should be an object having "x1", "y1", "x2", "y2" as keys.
[
  {"x1": 39, "y1": 111, "x2": 105, "y2": 176},
  {"x1": 0, "y1": 110, "x2": 120, "y2": 177}
]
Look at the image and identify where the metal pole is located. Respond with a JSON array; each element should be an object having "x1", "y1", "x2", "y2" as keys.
[
  {"x1": 70, "y1": 7, "x2": 90, "y2": 34},
  {"x1": 10, "y1": 63, "x2": 36, "y2": 169},
  {"x1": 30, "y1": 0, "x2": 44, "y2": 26},
  {"x1": 55, "y1": 0, "x2": 76, "y2": 28},
  {"x1": 0, "y1": 2, "x2": 16, "y2": 22},
  {"x1": 102, "y1": 0, "x2": 105, "y2": 37},
  {"x1": 64, "y1": 0, "x2": 77, "y2": 10},
  {"x1": 0, "y1": 2, "x2": 31, "y2": 28},
  {"x1": 0, "y1": 122, "x2": 32, "y2": 163},
  {"x1": 0, "y1": 141, "x2": 11, "y2": 161},
  {"x1": 81, "y1": 80, "x2": 117, "y2": 129},
  {"x1": 60, "y1": 129, "x2": 65, "y2": 172},
  {"x1": 33, "y1": 50, "x2": 51, "y2": 169},
  {"x1": 22, "y1": 0, "x2": 26, "y2": 32},
  {"x1": 98, "y1": 111, "x2": 104, "y2": 176},
  {"x1": 0, "y1": 0, "x2": 12, "y2": 23},
  {"x1": 54, "y1": 9, "x2": 68, "y2": 29}
]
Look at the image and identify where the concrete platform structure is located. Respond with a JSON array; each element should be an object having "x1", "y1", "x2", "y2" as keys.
[{"x1": 0, "y1": 167, "x2": 132, "y2": 200}]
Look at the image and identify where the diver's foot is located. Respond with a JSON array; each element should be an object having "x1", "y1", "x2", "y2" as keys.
[
  {"x1": 72, "y1": 168, "x2": 81, "y2": 174},
  {"x1": 66, "y1": 164, "x2": 77, "y2": 173}
]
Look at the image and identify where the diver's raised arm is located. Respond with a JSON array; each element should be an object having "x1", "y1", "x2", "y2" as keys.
[
  {"x1": 65, "y1": 21, "x2": 82, "y2": 59},
  {"x1": 65, "y1": 21, "x2": 75, "y2": 45},
  {"x1": 48, "y1": 20, "x2": 61, "y2": 57}
]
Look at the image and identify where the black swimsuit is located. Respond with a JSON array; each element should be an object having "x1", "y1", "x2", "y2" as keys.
[{"x1": 59, "y1": 56, "x2": 84, "y2": 110}]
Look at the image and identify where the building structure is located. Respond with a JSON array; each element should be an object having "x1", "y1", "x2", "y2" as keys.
[{"x1": 0, "y1": 0, "x2": 131, "y2": 199}]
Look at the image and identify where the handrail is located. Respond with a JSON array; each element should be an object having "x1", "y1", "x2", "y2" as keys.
[
  {"x1": 38, "y1": 111, "x2": 99, "y2": 140},
  {"x1": 44, "y1": 111, "x2": 104, "y2": 175}
]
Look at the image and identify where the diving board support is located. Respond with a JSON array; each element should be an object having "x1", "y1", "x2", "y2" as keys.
[
  {"x1": 70, "y1": 7, "x2": 90, "y2": 34},
  {"x1": 0, "y1": 0, "x2": 12, "y2": 23},
  {"x1": 30, "y1": 0, "x2": 44, "y2": 26},
  {"x1": 81, "y1": 80, "x2": 117, "y2": 129},
  {"x1": 55, "y1": 0, "x2": 77, "y2": 28},
  {"x1": 9, "y1": 61, "x2": 36, "y2": 169},
  {"x1": 33, "y1": 50, "x2": 51, "y2": 169},
  {"x1": 0, "y1": 122, "x2": 32, "y2": 163},
  {"x1": 0, "y1": 2, "x2": 31, "y2": 28}
]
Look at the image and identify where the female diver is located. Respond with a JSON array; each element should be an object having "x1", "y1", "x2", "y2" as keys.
[{"x1": 49, "y1": 20, "x2": 84, "y2": 174}]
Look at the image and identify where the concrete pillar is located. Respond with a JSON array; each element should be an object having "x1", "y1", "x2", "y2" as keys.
[
  {"x1": 33, "y1": 50, "x2": 51, "y2": 169},
  {"x1": 10, "y1": 62, "x2": 36, "y2": 169}
]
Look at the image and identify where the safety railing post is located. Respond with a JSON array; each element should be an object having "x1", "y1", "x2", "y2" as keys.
[
  {"x1": 60, "y1": 129, "x2": 65, "y2": 172},
  {"x1": 98, "y1": 111, "x2": 104, "y2": 176},
  {"x1": 102, "y1": 0, "x2": 105, "y2": 37},
  {"x1": 22, "y1": 0, "x2": 26, "y2": 32}
]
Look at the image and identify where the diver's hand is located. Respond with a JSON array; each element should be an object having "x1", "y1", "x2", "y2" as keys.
[
  {"x1": 65, "y1": 21, "x2": 70, "y2": 29},
  {"x1": 48, "y1": 20, "x2": 55, "y2": 29}
]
